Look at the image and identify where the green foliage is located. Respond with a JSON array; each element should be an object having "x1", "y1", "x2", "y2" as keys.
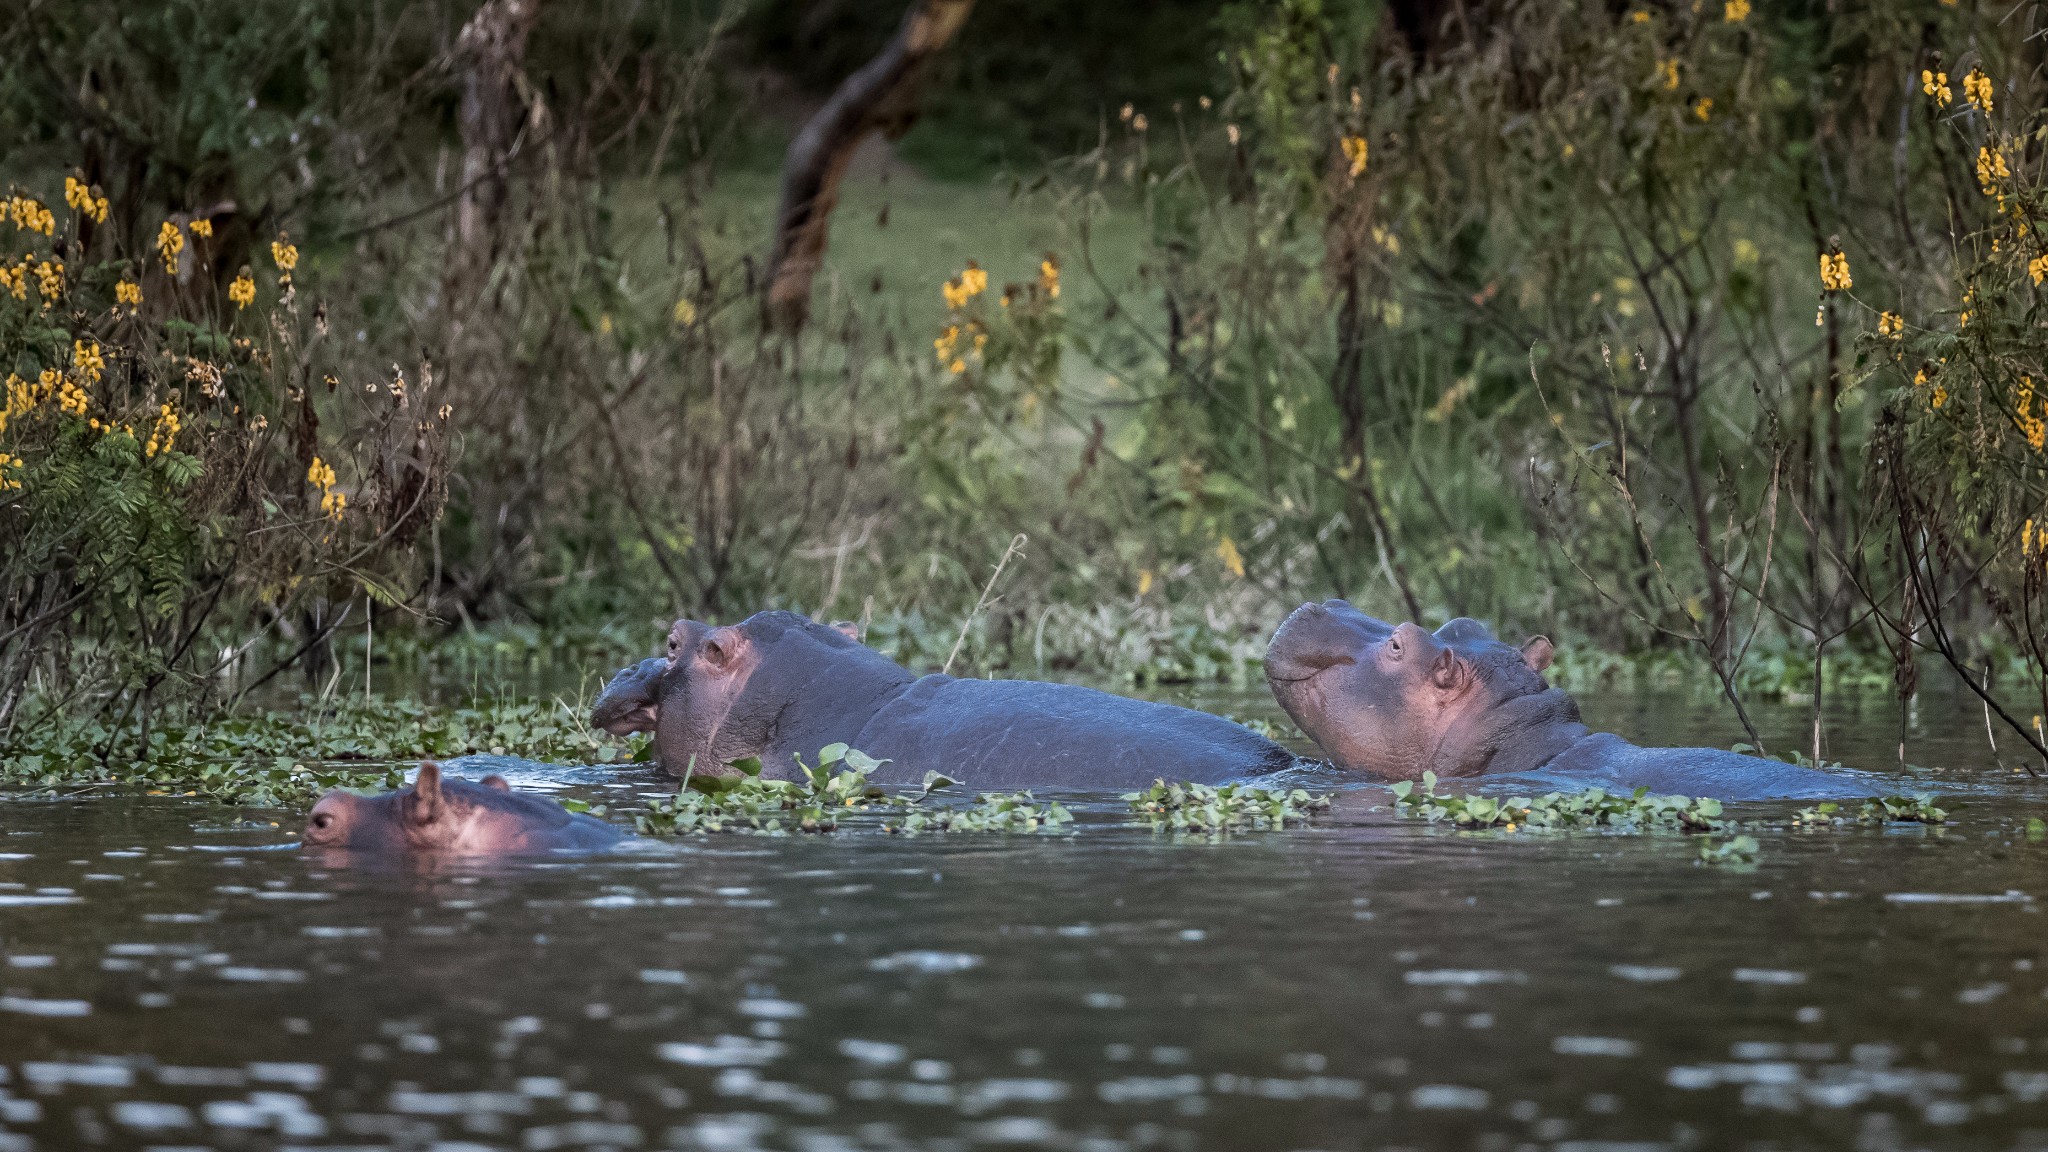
[
  {"x1": 0, "y1": 695, "x2": 605, "y2": 806},
  {"x1": 633, "y1": 745, "x2": 888, "y2": 835},
  {"x1": 887, "y1": 788, "x2": 1074, "y2": 834},
  {"x1": 1698, "y1": 835, "x2": 1760, "y2": 867},
  {"x1": 1391, "y1": 771, "x2": 1727, "y2": 833},
  {"x1": 1123, "y1": 778, "x2": 1331, "y2": 834},
  {"x1": 1794, "y1": 795, "x2": 1951, "y2": 827},
  {"x1": 633, "y1": 745, "x2": 1078, "y2": 836}
]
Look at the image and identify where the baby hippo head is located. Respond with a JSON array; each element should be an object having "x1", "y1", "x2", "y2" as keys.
[
  {"x1": 302, "y1": 763, "x2": 600, "y2": 854},
  {"x1": 1265, "y1": 601, "x2": 1558, "y2": 779}
]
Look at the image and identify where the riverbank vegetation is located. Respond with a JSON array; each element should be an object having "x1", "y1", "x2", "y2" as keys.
[{"x1": 1, "y1": 0, "x2": 2045, "y2": 784}]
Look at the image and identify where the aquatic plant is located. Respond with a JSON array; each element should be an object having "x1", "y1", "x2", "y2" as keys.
[
  {"x1": 632, "y1": 746, "x2": 1076, "y2": 836},
  {"x1": 0, "y1": 695, "x2": 600, "y2": 806},
  {"x1": 887, "y1": 788, "x2": 1074, "y2": 834},
  {"x1": 1697, "y1": 835, "x2": 1760, "y2": 866},
  {"x1": 1123, "y1": 779, "x2": 1332, "y2": 834},
  {"x1": 1794, "y1": 795, "x2": 1950, "y2": 827},
  {"x1": 634, "y1": 744, "x2": 889, "y2": 835},
  {"x1": 1390, "y1": 772, "x2": 1727, "y2": 833}
]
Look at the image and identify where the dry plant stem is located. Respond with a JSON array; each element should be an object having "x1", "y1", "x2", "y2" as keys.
[
  {"x1": 765, "y1": 0, "x2": 976, "y2": 331},
  {"x1": 1527, "y1": 352, "x2": 1766, "y2": 751},
  {"x1": 944, "y1": 533, "x2": 1027, "y2": 676}
]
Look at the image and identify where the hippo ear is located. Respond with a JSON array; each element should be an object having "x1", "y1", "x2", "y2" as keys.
[
  {"x1": 407, "y1": 762, "x2": 445, "y2": 825},
  {"x1": 700, "y1": 625, "x2": 745, "y2": 674},
  {"x1": 830, "y1": 620, "x2": 860, "y2": 642},
  {"x1": 1429, "y1": 648, "x2": 1472, "y2": 693},
  {"x1": 480, "y1": 775, "x2": 511, "y2": 792},
  {"x1": 1519, "y1": 635, "x2": 1555, "y2": 672}
]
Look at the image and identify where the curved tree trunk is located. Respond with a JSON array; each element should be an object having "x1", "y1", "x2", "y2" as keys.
[{"x1": 764, "y1": 0, "x2": 975, "y2": 332}]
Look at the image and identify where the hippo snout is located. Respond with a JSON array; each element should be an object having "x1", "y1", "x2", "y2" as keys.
[{"x1": 1266, "y1": 600, "x2": 1389, "y2": 682}]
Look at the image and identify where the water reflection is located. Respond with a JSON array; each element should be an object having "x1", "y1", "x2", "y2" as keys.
[{"x1": 2, "y1": 687, "x2": 2045, "y2": 1150}]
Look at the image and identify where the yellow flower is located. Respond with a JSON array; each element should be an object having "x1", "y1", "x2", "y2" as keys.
[
  {"x1": 1976, "y1": 145, "x2": 2009, "y2": 194},
  {"x1": 1921, "y1": 69, "x2": 1951, "y2": 107},
  {"x1": 1040, "y1": 256, "x2": 1061, "y2": 300},
  {"x1": 1877, "y1": 311, "x2": 1903, "y2": 338},
  {"x1": 228, "y1": 270, "x2": 255, "y2": 309},
  {"x1": 321, "y1": 489, "x2": 347, "y2": 521},
  {"x1": 32, "y1": 257, "x2": 64, "y2": 303},
  {"x1": 271, "y1": 236, "x2": 299, "y2": 277},
  {"x1": 0, "y1": 452, "x2": 20, "y2": 491},
  {"x1": 1658, "y1": 60, "x2": 1680, "y2": 90},
  {"x1": 115, "y1": 279, "x2": 142, "y2": 309},
  {"x1": 1962, "y1": 68, "x2": 1993, "y2": 115},
  {"x1": 73, "y1": 340, "x2": 104, "y2": 383},
  {"x1": 1693, "y1": 97, "x2": 1713, "y2": 121},
  {"x1": 1216, "y1": 535, "x2": 1246, "y2": 579},
  {"x1": 307, "y1": 456, "x2": 336, "y2": 490},
  {"x1": 672, "y1": 297, "x2": 697, "y2": 326},
  {"x1": 934, "y1": 324, "x2": 960, "y2": 364},
  {"x1": 1723, "y1": 0, "x2": 1750, "y2": 21},
  {"x1": 942, "y1": 263, "x2": 987, "y2": 310},
  {"x1": 7, "y1": 195, "x2": 55, "y2": 235},
  {"x1": 190, "y1": 218, "x2": 212, "y2": 239},
  {"x1": 157, "y1": 221, "x2": 185, "y2": 275},
  {"x1": 144, "y1": 402, "x2": 182, "y2": 459},
  {"x1": 1631, "y1": 9, "x2": 1651, "y2": 21},
  {"x1": 1818, "y1": 250, "x2": 1851, "y2": 292},
  {"x1": 0, "y1": 263, "x2": 21, "y2": 300},
  {"x1": 56, "y1": 376, "x2": 89, "y2": 417},
  {"x1": 1340, "y1": 135, "x2": 1369, "y2": 178},
  {"x1": 1137, "y1": 569, "x2": 1154, "y2": 596},
  {"x1": 2031, "y1": 254, "x2": 2048, "y2": 286}
]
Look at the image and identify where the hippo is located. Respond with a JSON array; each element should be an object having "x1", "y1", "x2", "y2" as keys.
[
  {"x1": 591, "y1": 610, "x2": 1298, "y2": 789},
  {"x1": 302, "y1": 762, "x2": 624, "y2": 854},
  {"x1": 1264, "y1": 600, "x2": 1881, "y2": 800},
  {"x1": 592, "y1": 656, "x2": 668, "y2": 736}
]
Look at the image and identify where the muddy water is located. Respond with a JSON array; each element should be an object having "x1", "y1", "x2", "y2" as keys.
[{"x1": 4, "y1": 685, "x2": 2047, "y2": 1152}]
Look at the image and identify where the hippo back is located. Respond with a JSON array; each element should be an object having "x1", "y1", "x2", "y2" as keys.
[
  {"x1": 1488, "y1": 733, "x2": 1881, "y2": 801},
  {"x1": 854, "y1": 676, "x2": 1298, "y2": 790}
]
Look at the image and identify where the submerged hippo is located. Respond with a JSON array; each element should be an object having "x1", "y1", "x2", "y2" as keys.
[
  {"x1": 1264, "y1": 600, "x2": 1878, "y2": 800},
  {"x1": 302, "y1": 762, "x2": 623, "y2": 854},
  {"x1": 591, "y1": 610, "x2": 1297, "y2": 789}
]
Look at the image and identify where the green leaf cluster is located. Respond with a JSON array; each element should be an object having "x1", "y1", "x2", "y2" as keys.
[
  {"x1": 1122, "y1": 778, "x2": 1332, "y2": 834},
  {"x1": 1390, "y1": 771, "x2": 1726, "y2": 833},
  {"x1": 1793, "y1": 795, "x2": 1950, "y2": 826},
  {"x1": 887, "y1": 789, "x2": 1073, "y2": 835},
  {"x1": 1, "y1": 694, "x2": 608, "y2": 806}
]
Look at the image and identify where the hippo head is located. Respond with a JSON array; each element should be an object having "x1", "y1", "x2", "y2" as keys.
[
  {"x1": 591, "y1": 657, "x2": 670, "y2": 736},
  {"x1": 654, "y1": 611, "x2": 881, "y2": 776},
  {"x1": 302, "y1": 763, "x2": 582, "y2": 854},
  {"x1": 1265, "y1": 601, "x2": 1573, "y2": 779}
]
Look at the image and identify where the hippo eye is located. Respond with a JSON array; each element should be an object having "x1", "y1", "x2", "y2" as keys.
[{"x1": 312, "y1": 813, "x2": 335, "y2": 830}]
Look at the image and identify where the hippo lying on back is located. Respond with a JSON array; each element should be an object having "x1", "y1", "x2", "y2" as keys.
[
  {"x1": 592, "y1": 611, "x2": 1297, "y2": 789},
  {"x1": 303, "y1": 762, "x2": 623, "y2": 854},
  {"x1": 1264, "y1": 600, "x2": 1879, "y2": 801}
]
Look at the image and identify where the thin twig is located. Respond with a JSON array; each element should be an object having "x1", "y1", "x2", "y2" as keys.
[{"x1": 943, "y1": 534, "x2": 1027, "y2": 676}]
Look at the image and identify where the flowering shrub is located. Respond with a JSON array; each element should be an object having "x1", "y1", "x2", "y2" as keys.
[{"x1": 0, "y1": 175, "x2": 448, "y2": 733}]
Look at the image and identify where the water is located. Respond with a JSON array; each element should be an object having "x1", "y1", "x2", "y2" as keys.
[{"x1": 4, "y1": 684, "x2": 2048, "y2": 1151}]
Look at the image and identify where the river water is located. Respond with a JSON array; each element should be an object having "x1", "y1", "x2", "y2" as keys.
[{"x1": 3, "y1": 683, "x2": 2047, "y2": 1151}]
